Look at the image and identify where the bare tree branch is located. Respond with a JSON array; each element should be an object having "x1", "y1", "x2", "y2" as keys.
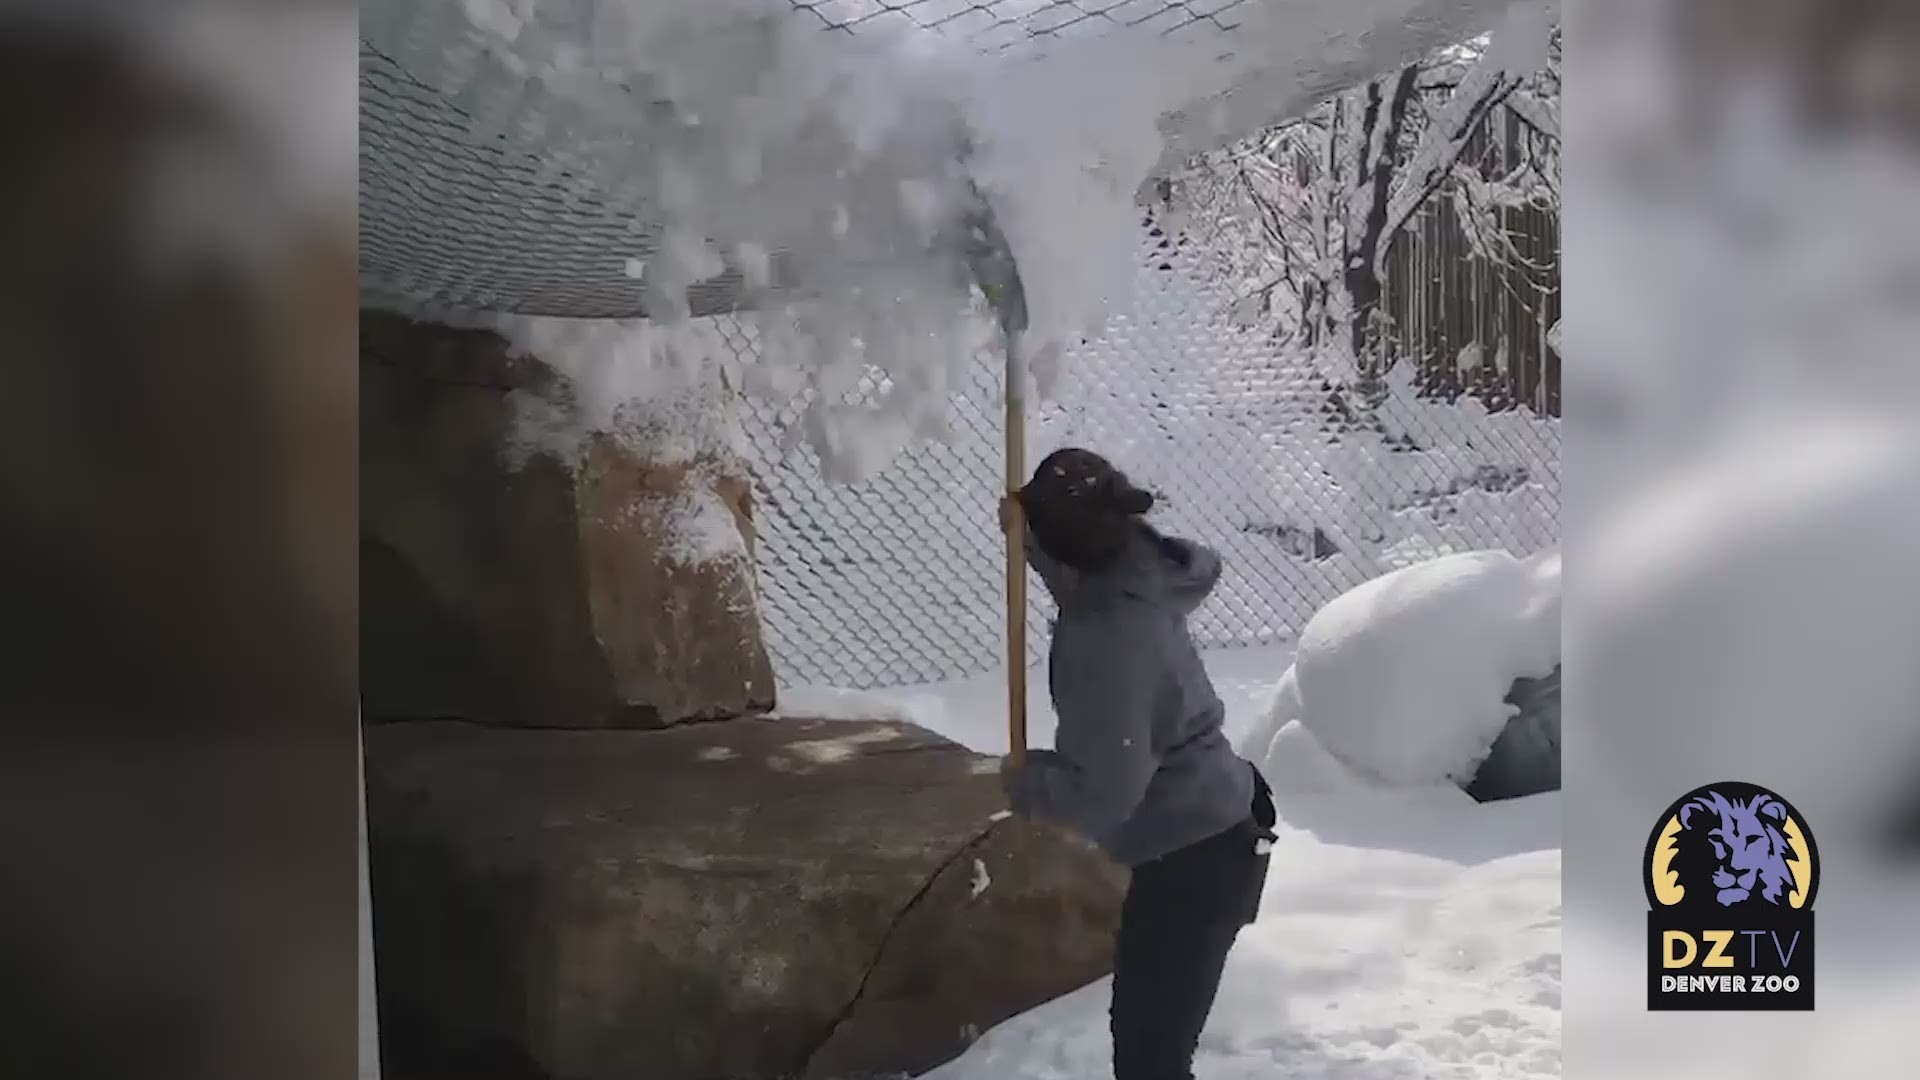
[
  {"x1": 1373, "y1": 53, "x2": 1526, "y2": 277},
  {"x1": 1343, "y1": 65, "x2": 1422, "y2": 366},
  {"x1": 1504, "y1": 89, "x2": 1560, "y2": 140},
  {"x1": 1171, "y1": 16, "x2": 1559, "y2": 390}
]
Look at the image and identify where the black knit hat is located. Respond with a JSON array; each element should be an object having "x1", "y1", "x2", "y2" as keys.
[{"x1": 1017, "y1": 448, "x2": 1155, "y2": 570}]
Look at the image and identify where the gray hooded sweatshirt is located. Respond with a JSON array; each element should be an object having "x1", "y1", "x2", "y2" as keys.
[{"x1": 1008, "y1": 522, "x2": 1256, "y2": 866}]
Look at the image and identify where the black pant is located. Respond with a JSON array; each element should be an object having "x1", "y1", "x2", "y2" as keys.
[{"x1": 1111, "y1": 767, "x2": 1275, "y2": 1080}]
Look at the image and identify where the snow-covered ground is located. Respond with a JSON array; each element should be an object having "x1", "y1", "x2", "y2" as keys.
[
  {"x1": 784, "y1": 611, "x2": 1562, "y2": 1080},
  {"x1": 359, "y1": 555, "x2": 1562, "y2": 1080},
  {"x1": 926, "y1": 783, "x2": 1558, "y2": 1080}
]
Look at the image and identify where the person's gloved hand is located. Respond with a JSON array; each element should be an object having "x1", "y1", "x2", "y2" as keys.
[
  {"x1": 999, "y1": 750, "x2": 1059, "y2": 818},
  {"x1": 997, "y1": 492, "x2": 1024, "y2": 536}
]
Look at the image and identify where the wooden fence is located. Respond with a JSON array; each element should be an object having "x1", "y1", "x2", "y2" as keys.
[{"x1": 1380, "y1": 106, "x2": 1561, "y2": 417}]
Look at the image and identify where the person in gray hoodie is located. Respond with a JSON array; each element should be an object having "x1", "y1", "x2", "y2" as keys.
[{"x1": 1000, "y1": 447, "x2": 1275, "y2": 1080}]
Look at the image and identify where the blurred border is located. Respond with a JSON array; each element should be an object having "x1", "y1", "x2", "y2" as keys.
[
  {"x1": 0, "y1": 4, "x2": 357, "y2": 1079},
  {"x1": 1564, "y1": 0, "x2": 1920, "y2": 1076}
]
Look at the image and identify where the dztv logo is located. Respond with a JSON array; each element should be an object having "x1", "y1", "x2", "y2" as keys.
[{"x1": 1644, "y1": 782, "x2": 1818, "y2": 1011}]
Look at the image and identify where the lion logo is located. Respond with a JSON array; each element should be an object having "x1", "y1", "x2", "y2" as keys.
[
  {"x1": 1646, "y1": 783, "x2": 1818, "y2": 912},
  {"x1": 1644, "y1": 781, "x2": 1819, "y2": 1011}
]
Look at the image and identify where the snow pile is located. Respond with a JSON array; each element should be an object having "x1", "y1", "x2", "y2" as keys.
[
  {"x1": 1243, "y1": 548, "x2": 1561, "y2": 789},
  {"x1": 1254, "y1": 711, "x2": 1359, "y2": 803}
]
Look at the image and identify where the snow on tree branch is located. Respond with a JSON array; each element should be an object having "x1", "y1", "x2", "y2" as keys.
[
  {"x1": 1172, "y1": 3, "x2": 1559, "y2": 395},
  {"x1": 1504, "y1": 89, "x2": 1560, "y2": 141},
  {"x1": 1375, "y1": 70, "x2": 1522, "y2": 275},
  {"x1": 1374, "y1": 2, "x2": 1557, "y2": 276}
]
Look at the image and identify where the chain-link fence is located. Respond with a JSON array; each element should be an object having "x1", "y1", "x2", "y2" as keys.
[
  {"x1": 358, "y1": 4, "x2": 1560, "y2": 691},
  {"x1": 722, "y1": 213, "x2": 1560, "y2": 690},
  {"x1": 359, "y1": 0, "x2": 1507, "y2": 318},
  {"x1": 1381, "y1": 106, "x2": 1562, "y2": 417}
]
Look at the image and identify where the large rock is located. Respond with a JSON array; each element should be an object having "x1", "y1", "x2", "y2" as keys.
[
  {"x1": 360, "y1": 311, "x2": 774, "y2": 728},
  {"x1": 366, "y1": 717, "x2": 1127, "y2": 1080},
  {"x1": 1464, "y1": 666, "x2": 1562, "y2": 802}
]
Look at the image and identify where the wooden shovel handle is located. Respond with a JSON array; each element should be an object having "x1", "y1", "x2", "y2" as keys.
[{"x1": 1005, "y1": 353, "x2": 1028, "y2": 767}]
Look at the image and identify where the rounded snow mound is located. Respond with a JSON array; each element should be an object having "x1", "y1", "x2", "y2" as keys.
[
  {"x1": 1245, "y1": 549, "x2": 1560, "y2": 789},
  {"x1": 1256, "y1": 717, "x2": 1363, "y2": 797}
]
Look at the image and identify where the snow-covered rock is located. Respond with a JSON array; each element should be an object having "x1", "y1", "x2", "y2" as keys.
[
  {"x1": 1466, "y1": 666, "x2": 1561, "y2": 802},
  {"x1": 361, "y1": 312, "x2": 774, "y2": 728},
  {"x1": 1246, "y1": 549, "x2": 1561, "y2": 789}
]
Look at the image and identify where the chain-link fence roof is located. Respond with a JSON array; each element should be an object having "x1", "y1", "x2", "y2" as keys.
[{"x1": 359, "y1": 0, "x2": 1513, "y2": 319}]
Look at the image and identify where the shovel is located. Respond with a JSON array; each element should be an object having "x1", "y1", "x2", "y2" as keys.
[{"x1": 959, "y1": 186, "x2": 1031, "y2": 767}]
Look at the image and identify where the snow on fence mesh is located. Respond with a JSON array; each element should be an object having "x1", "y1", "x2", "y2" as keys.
[
  {"x1": 787, "y1": 0, "x2": 1259, "y2": 49},
  {"x1": 728, "y1": 220, "x2": 1561, "y2": 689},
  {"x1": 359, "y1": 1, "x2": 1246, "y2": 319},
  {"x1": 359, "y1": 0, "x2": 1502, "y2": 318}
]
